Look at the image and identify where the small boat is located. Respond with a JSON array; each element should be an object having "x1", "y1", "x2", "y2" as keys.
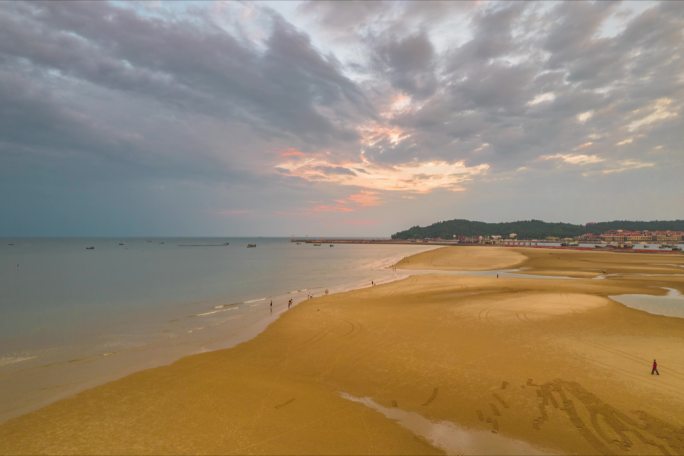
[
  {"x1": 160, "y1": 241, "x2": 165, "y2": 245},
  {"x1": 85, "y1": 246, "x2": 95, "y2": 250},
  {"x1": 329, "y1": 244, "x2": 334, "y2": 247},
  {"x1": 223, "y1": 242, "x2": 230, "y2": 246},
  {"x1": 247, "y1": 244, "x2": 257, "y2": 248},
  {"x1": 118, "y1": 242, "x2": 126, "y2": 246},
  {"x1": 313, "y1": 243, "x2": 321, "y2": 246}
]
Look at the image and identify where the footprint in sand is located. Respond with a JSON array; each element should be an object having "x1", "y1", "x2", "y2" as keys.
[
  {"x1": 492, "y1": 393, "x2": 509, "y2": 409},
  {"x1": 274, "y1": 398, "x2": 295, "y2": 409},
  {"x1": 489, "y1": 403, "x2": 501, "y2": 417},
  {"x1": 421, "y1": 387, "x2": 439, "y2": 406}
]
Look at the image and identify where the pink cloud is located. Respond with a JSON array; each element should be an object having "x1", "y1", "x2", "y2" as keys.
[
  {"x1": 276, "y1": 190, "x2": 383, "y2": 218},
  {"x1": 359, "y1": 123, "x2": 410, "y2": 147},
  {"x1": 346, "y1": 190, "x2": 380, "y2": 207},
  {"x1": 276, "y1": 155, "x2": 488, "y2": 193},
  {"x1": 309, "y1": 204, "x2": 354, "y2": 213},
  {"x1": 308, "y1": 190, "x2": 382, "y2": 214},
  {"x1": 279, "y1": 147, "x2": 306, "y2": 158}
]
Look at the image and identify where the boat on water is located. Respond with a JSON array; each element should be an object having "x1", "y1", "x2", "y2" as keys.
[
  {"x1": 329, "y1": 244, "x2": 334, "y2": 247},
  {"x1": 313, "y1": 243, "x2": 322, "y2": 246},
  {"x1": 85, "y1": 246, "x2": 95, "y2": 250},
  {"x1": 247, "y1": 244, "x2": 257, "y2": 248},
  {"x1": 118, "y1": 242, "x2": 126, "y2": 246}
]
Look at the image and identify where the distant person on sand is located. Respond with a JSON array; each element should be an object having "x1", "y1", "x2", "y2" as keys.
[
  {"x1": 371, "y1": 281, "x2": 374, "y2": 286},
  {"x1": 270, "y1": 300, "x2": 273, "y2": 312},
  {"x1": 652, "y1": 359, "x2": 660, "y2": 375},
  {"x1": 288, "y1": 298, "x2": 292, "y2": 309}
]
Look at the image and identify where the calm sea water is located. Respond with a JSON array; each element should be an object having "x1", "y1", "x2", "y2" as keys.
[{"x1": 0, "y1": 237, "x2": 433, "y2": 422}]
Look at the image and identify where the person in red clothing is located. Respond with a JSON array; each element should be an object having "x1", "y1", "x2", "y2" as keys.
[{"x1": 651, "y1": 359, "x2": 660, "y2": 375}]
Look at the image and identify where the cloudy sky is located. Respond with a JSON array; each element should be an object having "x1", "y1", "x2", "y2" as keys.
[{"x1": 1, "y1": 1, "x2": 682, "y2": 236}]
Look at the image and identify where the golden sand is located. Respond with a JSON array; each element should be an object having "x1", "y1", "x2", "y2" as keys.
[
  {"x1": 1, "y1": 247, "x2": 684, "y2": 454},
  {"x1": 396, "y1": 245, "x2": 527, "y2": 270}
]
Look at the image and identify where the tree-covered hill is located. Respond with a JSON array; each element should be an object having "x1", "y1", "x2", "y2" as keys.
[{"x1": 391, "y1": 219, "x2": 684, "y2": 240}]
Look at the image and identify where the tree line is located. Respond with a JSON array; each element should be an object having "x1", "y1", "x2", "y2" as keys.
[{"x1": 391, "y1": 219, "x2": 684, "y2": 240}]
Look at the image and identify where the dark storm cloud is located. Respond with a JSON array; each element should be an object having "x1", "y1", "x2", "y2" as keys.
[
  {"x1": 371, "y1": 31, "x2": 438, "y2": 98},
  {"x1": 451, "y1": 3, "x2": 526, "y2": 64},
  {"x1": 0, "y1": 1, "x2": 374, "y2": 158}
]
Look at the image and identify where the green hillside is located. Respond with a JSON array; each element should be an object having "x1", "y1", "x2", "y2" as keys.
[{"x1": 391, "y1": 219, "x2": 684, "y2": 240}]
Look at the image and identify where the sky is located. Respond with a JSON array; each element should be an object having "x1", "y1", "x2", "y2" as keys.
[{"x1": 0, "y1": 0, "x2": 682, "y2": 237}]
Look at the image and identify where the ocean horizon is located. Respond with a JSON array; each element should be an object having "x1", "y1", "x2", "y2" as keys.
[{"x1": 0, "y1": 237, "x2": 432, "y2": 422}]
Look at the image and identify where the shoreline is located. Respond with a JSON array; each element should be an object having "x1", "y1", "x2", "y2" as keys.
[
  {"x1": 0, "y1": 244, "x2": 437, "y2": 424},
  {"x1": 1, "y1": 246, "x2": 684, "y2": 454}
]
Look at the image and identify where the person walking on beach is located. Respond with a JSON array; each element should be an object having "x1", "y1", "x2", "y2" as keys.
[
  {"x1": 652, "y1": 359, "x2": 660, "y2": 375},
  {"x1": 270, "y1": 300, "x2": 273, "y2": 313},
  {"x1": 288, "y1": 298, "x2": 292, "y2": 309}
]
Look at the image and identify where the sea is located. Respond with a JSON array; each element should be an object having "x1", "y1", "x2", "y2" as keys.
[{"x1": 0, "y1": 237, "x2": 434, "y2": 422}]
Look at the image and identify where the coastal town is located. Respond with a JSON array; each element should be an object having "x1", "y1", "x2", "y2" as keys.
[
  {"x1": 292, "y1": 229, "x2": 684, "y2": 252},
  {"x1": 447, "y1": 229, "x2": 684, "y2": 247}
]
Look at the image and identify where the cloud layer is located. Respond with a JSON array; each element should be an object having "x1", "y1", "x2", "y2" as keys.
[{"x1": 0, "y1": 1, "x2": 682, "y2": 236}]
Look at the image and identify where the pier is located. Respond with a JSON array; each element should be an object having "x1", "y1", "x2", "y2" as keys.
[{"x1": 290, "y1": 238, "x2": 682, "y2": 254}]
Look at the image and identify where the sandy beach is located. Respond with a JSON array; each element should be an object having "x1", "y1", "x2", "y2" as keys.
[{"x1": 1, "y1": 246, "x2": 684, "y2": 454}]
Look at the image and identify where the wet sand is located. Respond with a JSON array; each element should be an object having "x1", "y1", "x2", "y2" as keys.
[{"x1": 1, "y1": 247, "x2": 684, "y2": 454}]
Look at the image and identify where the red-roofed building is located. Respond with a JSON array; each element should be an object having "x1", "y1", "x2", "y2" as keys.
[{"x1": 600, "y1": 230, "x2": 684, "y2": 243}]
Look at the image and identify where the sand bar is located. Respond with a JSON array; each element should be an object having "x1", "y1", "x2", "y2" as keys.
[{"x1": 1, "y1": 247, "x2": 684, "y2": 454}]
